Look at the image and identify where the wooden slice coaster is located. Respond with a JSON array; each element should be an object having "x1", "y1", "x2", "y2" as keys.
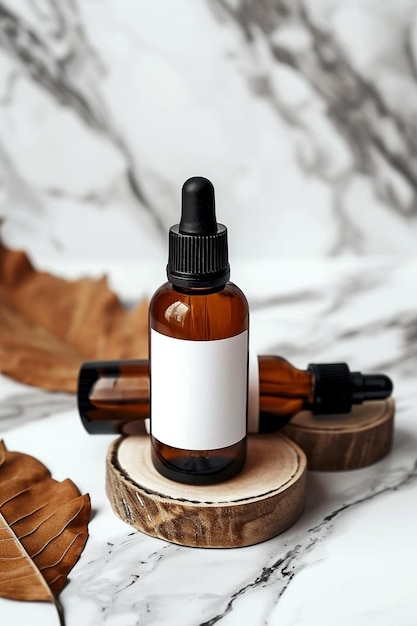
[
  {"x1": 282, "y1": 398, "x2": 395, "y2": 471},
  {"x1": 106, "y1": 433, "x2": 307, "y2": 548}
]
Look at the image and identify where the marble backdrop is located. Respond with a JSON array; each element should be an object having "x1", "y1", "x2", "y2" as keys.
[
  {"x1": 1, "y1": 4, "x2": 417, "y2": 623},
  {"x1": 0, "y1": 0, "x2": 417, "y2": 273}
]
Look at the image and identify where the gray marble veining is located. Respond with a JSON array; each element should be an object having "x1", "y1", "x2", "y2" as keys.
[{"x1": 0, "y1": 0, "x2": 416, "y2": 268}]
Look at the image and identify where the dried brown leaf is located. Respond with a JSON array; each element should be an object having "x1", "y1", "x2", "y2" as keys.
[
  {"x1": 0, "y1": 439, "x2": 90, "y2": 609},
  {"x1": 0, "y1": 239, "x2": 148, "y2": 392}
]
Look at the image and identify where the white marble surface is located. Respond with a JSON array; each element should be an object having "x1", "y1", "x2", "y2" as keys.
[{"x1": 1, "y1": 258, "x2": 417, "y2": 626}]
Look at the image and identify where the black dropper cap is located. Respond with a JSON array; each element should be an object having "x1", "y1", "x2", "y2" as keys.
[
  {"x1": 167, "y1": 177, "x2": 230, "y2": 288},
  {"x1": 307, "y1": 363, "x2": 393, "y2": 414}
]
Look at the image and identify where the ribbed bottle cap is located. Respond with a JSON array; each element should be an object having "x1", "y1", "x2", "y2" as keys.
[
  {"x1": 167, "y1": 177, "x2": 230, "y2": 288},
  {"x1": 308, "y1": 363, "x2": 352, "y2": 414}
]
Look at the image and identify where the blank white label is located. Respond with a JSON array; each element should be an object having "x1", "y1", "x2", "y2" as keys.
[{"x1": 151, "y1": 329, "x2": 248, "y2": 450}]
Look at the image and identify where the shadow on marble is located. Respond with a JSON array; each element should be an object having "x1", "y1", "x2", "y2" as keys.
[{"x1": 391, "y1": 426, "x2": 417, "y2": 459}]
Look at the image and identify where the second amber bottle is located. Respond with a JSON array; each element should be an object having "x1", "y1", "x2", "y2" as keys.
[{"x1": 149, "y1": 177, "x2": 249, "y2": 485}]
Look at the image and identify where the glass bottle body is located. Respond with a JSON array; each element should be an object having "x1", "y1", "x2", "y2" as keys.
[
  {"x1": 77, "y1": 360, "x2": 149, "y2": 435},
  {"x1": 149, "y1": 281, "x2": 249, "y2": 485}
]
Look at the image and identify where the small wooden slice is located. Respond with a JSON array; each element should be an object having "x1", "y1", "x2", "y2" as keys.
[
  {"x1": 282, "y1": 398, "x2": 395, "y2": 471},
  {"x1": 106, "y1": 434, "x2": 307, "y2": 548}
]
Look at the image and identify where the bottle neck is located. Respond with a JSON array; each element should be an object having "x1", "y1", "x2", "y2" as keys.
[
  {"x1": 172, "y1": 282, "x2": 227, "y2": 296},
  {"x1": 258, "y1": 356, "x2": 314, "y2": 431}
]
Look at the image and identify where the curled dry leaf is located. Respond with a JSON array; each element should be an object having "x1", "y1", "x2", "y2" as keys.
[
  {"x1": 0, "y1": 440, "x2": 90, "y2": 605},
  {"x1": 0, "y1": 238, "x2": 148, "y2": 392}
]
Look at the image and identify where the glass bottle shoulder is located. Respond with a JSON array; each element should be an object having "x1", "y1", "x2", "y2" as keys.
[{"x1": 149, "y1": 281, "x2": 249, "y2": 341}]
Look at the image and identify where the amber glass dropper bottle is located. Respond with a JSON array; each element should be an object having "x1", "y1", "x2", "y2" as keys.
[
  {"x1": 148, "y1": 176, "x2": 249, "y2": 485},
  {"x1": 77, "y1": 356, "x2": 393, "y2": 434}
]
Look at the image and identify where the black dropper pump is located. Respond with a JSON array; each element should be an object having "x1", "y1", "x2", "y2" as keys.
[
  {"x1": 307, "y1": 363, "x2": 393, "y2": 414},
  {"x1": 179, "y1": 176, "x2": 218, "y2": 235},
  {"x1": 167, "y1": 177, "x2": 230, "y2": 288},
  {"x1": 350, "y1": 371, "x2": 393, "y2": 403}
]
